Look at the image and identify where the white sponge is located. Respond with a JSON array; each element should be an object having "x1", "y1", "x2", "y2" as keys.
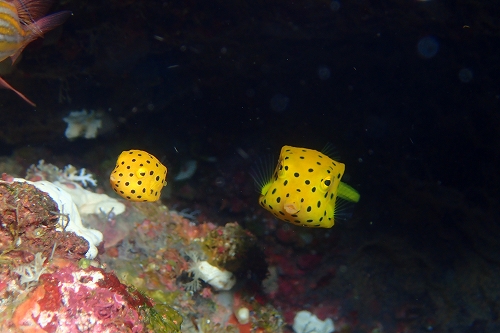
[{"x1": 293, "y1": 310, "x2": 334, "y2": 333}]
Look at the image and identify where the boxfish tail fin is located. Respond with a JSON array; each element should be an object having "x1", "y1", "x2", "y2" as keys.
[
  {"x1": 0, "y1": 76, "x2": 36, "y2": 107},
  {"x1": 337, "y1": 182, "x2": 360, "y2": 203}
]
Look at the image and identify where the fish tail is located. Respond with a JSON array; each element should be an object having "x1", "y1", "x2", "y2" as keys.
[
  {"x1": 337, "y1": 182, "x2": 360, "y2": 203},
  {"x1": 11, "y1": 10, "x2": 71, "y2": 64},
  {"x1": 23, "y1": 10, "x2": 71, "y2": 38}
]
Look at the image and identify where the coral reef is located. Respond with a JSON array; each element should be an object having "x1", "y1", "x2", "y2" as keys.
[{"x1": 0, "y1": 179, "x2": 90, "y2": 264}]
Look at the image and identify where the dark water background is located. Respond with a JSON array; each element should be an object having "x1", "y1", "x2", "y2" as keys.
[{"x1": 1, "y1": 0, "x2": 499, "y2": 331}]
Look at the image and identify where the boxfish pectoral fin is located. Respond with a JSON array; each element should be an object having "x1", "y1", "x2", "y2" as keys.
[{"x1": 337, "y1": 182, "x2": 360, "y2": 203}]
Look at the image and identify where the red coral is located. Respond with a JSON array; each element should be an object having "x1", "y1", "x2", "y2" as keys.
[{"x1": 12, "y1": 260, "x2": 150, "y2": 333}]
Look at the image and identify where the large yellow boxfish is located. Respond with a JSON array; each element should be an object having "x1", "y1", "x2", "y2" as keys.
[{"x1": 252, "y1": 145, "x2": 360, "y2": 228}]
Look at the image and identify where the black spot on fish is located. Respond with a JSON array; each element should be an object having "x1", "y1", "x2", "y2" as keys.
[
  {"x1": 308, "y1": 168, "x2": 314, "y2": 172},
  {"x1": 312, "y1": 187, "x2": 316, "y2": 193},
  {"x1": 138, "y1": 181, "x2": 142, "y2": 185},
  {"x1": 337, "y1": 173, "x2": 341, "y2": 178},
  {"x1": 268, "y1": 205, "x2": 273, "y2": 209},
  {"x1": 286, "y1": 193, "x2": 290, "y2": 197},
  {"x1": 279, "y1": 211, "x2": 285, "y2": 215},
  {"x1": 330, "y1": 193, "x2": 334, "y2": 199},
  {"x1": 149, "y1": 171, "x2": 154, "y2": 175},
  {"x1": 300, "y1": 156, "x2": 304, "y2": 159},
  {"x1": 301, "y1": 198, "x2": 304, "y2": 202},
  {"x1": 284, "y1": 166, "x2": 289, "y2": 171},
  {"x1": 119, "y1": 173, "x2": 123, "y2": 177},
  {"x1": 318, "y1": 155, "x2": 323, "y2": 158},
  {"x1": 129, "y1": 173, "x2": 133, "y2": 177},
  {"x1": 125, "y1": 182, "x2": 129, "y2": 186},
  {"x1": 155, "y1": 176, "x2": 160, "y2": 181},
  {"x1": 272, "y1": 188, "x2": 277, "y2": 195},
  {"x1": 127, "y1": 166, "x2": 131, "y2": 169},
  {"x1": 291, "y1": 214, "x2": 298, "y2": 217},
  {"x1": 140, "y1": 172, "x2": 145, "y2": 176},
  {"x1": 284, "y1": 180, "x2": 288, "y2": 186},
  {"x1": 147, "y1": 160, "x2": 151, "y2": 164},
  {"x1": 142, "y1": 188, "x2": 146, "y2": 193},
  {"x1": 305, "y1": 180, "x2": 310, "y2": 185},
  {"x1": 121, "y1": 161, "x2": 125, "y2": 165},
  {"x1": 317, "y1": 162, "x2": 321, "y2": 165},
  {"x1": 307, "y1": 206, "x2": 312, "y2": 212},
  {"x1": 140, "y1": 164, "x2": 143, "y2": 167},
  {"x1": 307, "y1": 219, "x2": 313, "y2": 223},
  {"x1": 327, "y1": 170, "x2": 331, "y2": 174},
  {"x1": 324, "y1": 179, "x2": 331, "y2": 186},
  {"x1": 294, "y1": 172, "x2": 299, "y2": 177},
  {"x1": 138, "y1": 195, "x2": 142, "y2": 199},
  {"x1": 276, "y1": 197, "x2": 281, "y2": 203},
  {"x1": 317, "y1": 201, "x2": 321, "y2": 208},
  {"x1": 319, "y1": 217, "x2": 323, "y2": 222},
  {"x1": 126, "y1": 196, "x2": 131, "y2": 199},
  {"x1": 131, "y1": 190, "x2": 136, "y2": 194},
  {"x1": 132, "y1": 159, "x2": 136, "y2": 162}
]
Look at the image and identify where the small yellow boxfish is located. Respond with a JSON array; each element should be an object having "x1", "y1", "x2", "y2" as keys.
[
  {"x1": 110, "y1": 150, "x2": 167, "y2": 202},
  {"x1": 0, "y1": 0, "x2": 71, "y2": 106},
  {"x1": 252, "y1": 145, "x2": 360, "y2": 228}
]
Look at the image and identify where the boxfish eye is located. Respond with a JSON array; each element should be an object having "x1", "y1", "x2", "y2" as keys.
[
  {"x1": 278, "y1": 163, "x2": 286, "y2": 177},
  {"x1": 320, "y1": 177, "x2": 332, "y2": 191}
]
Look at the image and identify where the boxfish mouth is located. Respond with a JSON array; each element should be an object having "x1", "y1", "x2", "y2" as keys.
[{"x1": 284, "y1": 201, "x2": 300, "y2": 214}]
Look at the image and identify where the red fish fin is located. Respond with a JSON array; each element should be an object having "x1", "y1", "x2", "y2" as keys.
[
  {"x1": 11, "y1": 10, "x2": 71, "y2": 63},
  {"x1": 0, "y1": 77, "x2": 36, "y2": 107},
  {"x1": 13, "y1": 0, "x2": 54, "y2": 23},
  {"x1": 23, "y1": 10, "x2": 71, "y2": 38}
]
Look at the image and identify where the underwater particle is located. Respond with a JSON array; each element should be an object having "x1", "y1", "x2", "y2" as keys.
[
  {"x1": 417, "y1": 36, "x2": 439, "y2": 59},
  {"x1": 330, "y1": 0, "x2": 341, "y2": 11},
  {"x1": 317, "y1": 66, "x2": 331, "y2": 80},
  {"x1": 270, "y1": 93, "x2": 290, "y2": 113},
  {"x1": 245, "y1": 88, "x2": 255, "y2": 98},
  {"x1": 215, "y1": 176, "x2": 226, "y2": 188},
  {"x1": 458, "y1": 68, "x2": 473, "y2": 83}
]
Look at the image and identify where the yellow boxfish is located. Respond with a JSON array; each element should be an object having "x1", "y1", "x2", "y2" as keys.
[
  {"x1": 0, "y1": 0, "x2": 71, "y2": 106},
  {"x1": 110, "y1": 150, "x2": 168, "y2": 202},
  {"x1": 252, "y1": 145, "x2": 360, "y2": 228}
]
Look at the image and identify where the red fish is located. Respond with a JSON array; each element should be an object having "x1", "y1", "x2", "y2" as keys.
[{"x1": 0, "y1": 0, "x2": 71, "y2": 106}]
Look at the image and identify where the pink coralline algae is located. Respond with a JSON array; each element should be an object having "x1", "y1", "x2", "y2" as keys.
[{"x1": 12, "y1": 260, "x2": 150, "y2": 333}]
